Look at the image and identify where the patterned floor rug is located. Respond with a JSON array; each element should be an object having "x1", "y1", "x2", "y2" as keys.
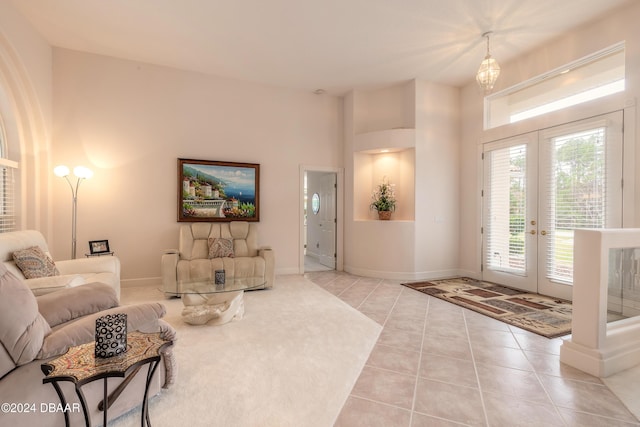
[{"x1": 402, "y1": 277, "x2": 572, "y2": 338}]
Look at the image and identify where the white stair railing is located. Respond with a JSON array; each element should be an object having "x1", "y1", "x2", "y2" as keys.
[{"x1": 561, "y1": 228, "x2": 640, "y2": 377}]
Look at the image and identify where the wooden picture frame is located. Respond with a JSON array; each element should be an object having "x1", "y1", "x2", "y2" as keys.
[
  {"x1": 89, "y1": 240, "x2": 110, "y2": 254},
  {"x1": 178, "y1": 158, "x2": 260, "y2": 222}
]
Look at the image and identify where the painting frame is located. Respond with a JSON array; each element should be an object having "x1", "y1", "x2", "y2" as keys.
[
  {"x1": 89, "y1": 240, "x2": 110, "y2": 255},
  {"x1": 178, "y1": 158, "x2": 260, "y2": 222}
]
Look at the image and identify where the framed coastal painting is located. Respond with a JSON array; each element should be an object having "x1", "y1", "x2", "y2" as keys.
[{"x1": 178, "y1": 158, "x2": 260, "y2": 222}]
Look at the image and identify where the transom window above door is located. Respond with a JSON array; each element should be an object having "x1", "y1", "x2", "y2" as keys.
[{"x1": 484, "y1": 42, "x2": 625, "y2": 130}]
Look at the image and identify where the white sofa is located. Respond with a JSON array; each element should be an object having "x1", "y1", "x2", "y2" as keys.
[
  {"x1": 162, "y1": 221, "x2": 275, "y2": 295},
  {"x1": 0, "y1": 230, "x2": 121, "y2": 299}
]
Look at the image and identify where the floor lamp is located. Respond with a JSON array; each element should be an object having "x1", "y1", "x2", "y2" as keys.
[{"x1": 54, "y1": 165, "x2": 93, "y2": 259}]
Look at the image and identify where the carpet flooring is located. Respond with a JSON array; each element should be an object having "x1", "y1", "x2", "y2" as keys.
[
  {"x1": 111, "y1": 275, "x2": 381, "y2": 427},
  {"x1": 402, "y1": 277, "x2": 572, "y2": 338}
]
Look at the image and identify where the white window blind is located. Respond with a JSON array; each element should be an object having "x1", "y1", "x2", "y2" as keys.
[
  {"x1": 0, "y1": 161, "x2": 16, "y2": 233},
  {"x1": 0, "y1": 117, "x2": 17, "y2": 233},
  {"x1": 544, "y1": 127, "x2": 606, "y2": 283},
  {"x1": 486, "y1": 144, "x2": 527, "y2": 274}
]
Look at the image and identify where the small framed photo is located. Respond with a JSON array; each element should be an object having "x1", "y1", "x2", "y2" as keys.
[{"x1": 89, "y1": 240, "x2": 110, "y2": 254}]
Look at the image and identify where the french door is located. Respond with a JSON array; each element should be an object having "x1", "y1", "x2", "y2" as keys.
[{"x1": 482, "y1": 112, "x2": 623, "y2": 300}]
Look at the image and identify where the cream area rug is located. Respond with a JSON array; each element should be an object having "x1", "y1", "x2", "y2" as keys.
[{"x1": 111, "y1": 275, "x2": 381, "y2": 427}]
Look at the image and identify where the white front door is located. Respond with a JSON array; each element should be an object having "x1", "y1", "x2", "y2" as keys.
[
  {"x1": 305, "y1": 171, "x2": 337, "y2": 270},
  {"x1": 483, "y1": 112, "x2": 623, "y2": 300},
  {"x1": 317, "y1": 173, "x2": 337, "y2": 269}
]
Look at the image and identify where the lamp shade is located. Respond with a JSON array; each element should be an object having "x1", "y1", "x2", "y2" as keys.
[
  {"x1": 53, "y1": 165, "x2": 70, "y2": 177},
  {"x1": 73, "y1": 166, "x2": 93, "y2": 179}
]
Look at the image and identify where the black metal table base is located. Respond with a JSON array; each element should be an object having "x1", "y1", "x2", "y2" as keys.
[{"x1": 47, "y1": 359, "x2": 160, "y2": 427}]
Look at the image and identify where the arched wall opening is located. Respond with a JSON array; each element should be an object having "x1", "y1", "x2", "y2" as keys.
[{"x1": 0, "y1": 30, "x2": 51, "y2": 236}]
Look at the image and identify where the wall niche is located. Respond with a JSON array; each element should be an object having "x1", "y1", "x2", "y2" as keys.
[{"x1": 353, "y1": 136, "x2": 415, "y2": 221}]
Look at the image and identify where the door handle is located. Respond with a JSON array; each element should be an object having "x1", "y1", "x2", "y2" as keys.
[
  {"x1": 529, "y1": 230, "x2": 536, "y2": 235},
  {"x1": 540, "y1": 230, "x2": 547, "y2": 236}
]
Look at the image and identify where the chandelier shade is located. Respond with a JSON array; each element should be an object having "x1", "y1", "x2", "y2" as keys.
[{"x1": 476, "y1": 32, "x2": 500, "y2": 92}]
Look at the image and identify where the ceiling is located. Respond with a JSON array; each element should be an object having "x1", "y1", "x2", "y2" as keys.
[{"x1": 10, "y1": 0, "x2": 634, "y2": 95}]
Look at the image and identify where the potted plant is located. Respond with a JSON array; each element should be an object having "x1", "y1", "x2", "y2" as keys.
[{"x1": 370, "y1": 177, "x2": 396, "y2": 220}]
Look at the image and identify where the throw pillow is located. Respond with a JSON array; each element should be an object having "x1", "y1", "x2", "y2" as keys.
[
  {"x1": 12, "y1": 246, "x2": 59, "y2": 279},
  {"x1": 208, "y1": 237, "x2": 235, "y2": 258}
]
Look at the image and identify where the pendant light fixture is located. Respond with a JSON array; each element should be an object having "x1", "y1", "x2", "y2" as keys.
[{"x1": 476, "y1": 31, "x2": 500, "y2": 93}]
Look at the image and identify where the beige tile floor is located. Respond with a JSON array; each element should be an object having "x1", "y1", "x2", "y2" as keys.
[{"x1": 303, "y1": 271, "x2": 640, "y2": 427}]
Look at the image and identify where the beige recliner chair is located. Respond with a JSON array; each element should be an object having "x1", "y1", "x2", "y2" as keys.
[
  {"x1": 0, "y1": 264, "x2": 176, "y2": 427},
  {"x1": 162, "y1": 221, "x2": 275, "y2": 295}
]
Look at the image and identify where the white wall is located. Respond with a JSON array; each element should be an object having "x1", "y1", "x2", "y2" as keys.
[
  {"x1": 51, "y1": 49, "x2": 342, "y2": 283},
  {"x1": 459, "y1": 1, "x2": 640, "y2": 278},
  {"x1": 414, "y1": 81, "x2": 460, "y2": 278}
]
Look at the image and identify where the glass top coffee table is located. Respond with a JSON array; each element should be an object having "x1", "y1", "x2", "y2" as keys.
[{"x1": 170, "y1": 278, "x2": 265, "y2": 325}]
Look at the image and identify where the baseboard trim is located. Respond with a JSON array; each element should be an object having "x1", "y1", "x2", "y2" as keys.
[
  {"x1": 457, "y1": 269, "x2": 481, "y2": 281},
  {"x1": 343, "y1": 265, "x2": 459, "y2": 282}
]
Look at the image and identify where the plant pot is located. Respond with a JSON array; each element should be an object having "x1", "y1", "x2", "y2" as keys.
[{"x1": 378, "y1": 211, "x2": 392, "y2": 220}]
